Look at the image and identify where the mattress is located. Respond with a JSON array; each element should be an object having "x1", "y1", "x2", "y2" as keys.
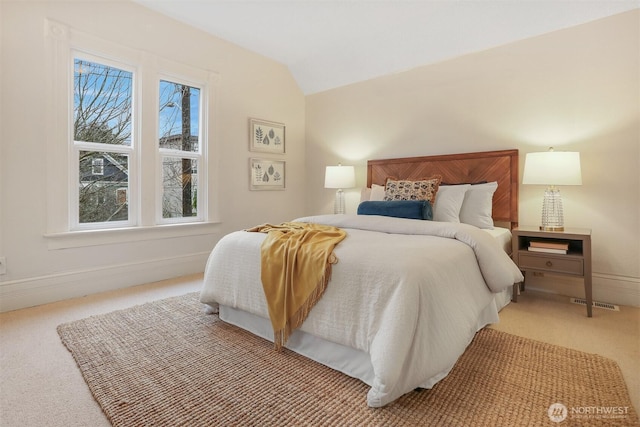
[{"x1": 483, "y1": 226, "x2": 512, "y2": 254}]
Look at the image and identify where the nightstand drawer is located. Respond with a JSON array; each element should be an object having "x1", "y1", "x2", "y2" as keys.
[{"x1": 518, "y1": 253, "x2": 583, "y2": 275}]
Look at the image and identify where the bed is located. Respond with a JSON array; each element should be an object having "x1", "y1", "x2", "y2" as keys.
[{"x1": 200, "y1": 149, "x2": 524, "y2": 407}]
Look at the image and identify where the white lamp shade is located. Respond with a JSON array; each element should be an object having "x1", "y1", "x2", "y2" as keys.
[
  {"x1": 522, "y1": 151, "x2": 582, "y2": 186},
  {"x1": 324, "y1": 165, "x2": 356, "y2": 189}
]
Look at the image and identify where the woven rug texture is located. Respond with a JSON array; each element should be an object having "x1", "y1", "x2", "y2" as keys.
[{"x1": 58, "y1": 293, "x2": 638, "y2": 426}]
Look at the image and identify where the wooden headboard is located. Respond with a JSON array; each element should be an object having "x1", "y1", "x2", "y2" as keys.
[{"x1": 367, "y1": 149, "x2": 519, "y2": 229}]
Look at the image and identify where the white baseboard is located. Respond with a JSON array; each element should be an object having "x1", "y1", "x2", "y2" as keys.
[
  {"x1": 0, "y1": 251, "x2": 210, "y2": 313},
  {"x1": 524, "y1": 271, "x2": 640, "y2": 308}
]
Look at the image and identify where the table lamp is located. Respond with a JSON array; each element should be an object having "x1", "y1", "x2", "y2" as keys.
[
  {"x1": 324, "y1": 164, "x2": 356, "y2": 214},
  {"x1": 522, "y1": 147, "x2": 582, "y2": 231}
]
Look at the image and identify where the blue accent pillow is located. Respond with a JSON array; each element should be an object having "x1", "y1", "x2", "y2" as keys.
[{"x1": 357, "y1": 200, "x2": 433, "y2": 220}]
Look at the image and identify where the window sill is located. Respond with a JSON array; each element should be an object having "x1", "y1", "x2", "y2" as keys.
[{"x1": 44, "y1": 222, "x2": 221, "y2": 250}]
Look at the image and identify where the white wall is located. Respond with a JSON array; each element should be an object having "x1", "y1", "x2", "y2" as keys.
[
  {"x1": 305, "y1": 11, "x2": 640, "y2": 307},
  {"x1": 0, "y1": 0, "x2": 306, "y2": 311}
]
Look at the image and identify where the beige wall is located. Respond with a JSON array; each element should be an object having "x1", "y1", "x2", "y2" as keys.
[
  {"x1": 305, "y1": 11, "x2": 639, "y2": 306},
  {"x1": 0, "y1": 0, "x2": 305, "y2": 310}
]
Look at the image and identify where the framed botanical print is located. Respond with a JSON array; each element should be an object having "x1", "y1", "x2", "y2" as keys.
[
  {"x1": 249, "y1": 118, "x2": 285, "y2": 154},
  {"x1": 250, "y1": 158, "x2": 285, "y2": 190}
]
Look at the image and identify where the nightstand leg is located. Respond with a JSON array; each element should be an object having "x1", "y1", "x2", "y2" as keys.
[
  {"x1": 584, "y1": 235, "x2": 592, "y2": 317},
  {"x1": 512, "y1": 271, "x2": 524, "y2": 303},
  {"x1": 585, "y1": 275, "x2": 593, "y2": 317}
]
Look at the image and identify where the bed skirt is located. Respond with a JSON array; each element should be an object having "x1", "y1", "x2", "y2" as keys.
[{"x1": 215, "y1": 286, "x2": 511, "y2": 393}]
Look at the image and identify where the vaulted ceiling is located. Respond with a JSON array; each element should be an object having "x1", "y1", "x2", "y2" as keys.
[{"x1": 134, "y1": 1, "x2": 638, "y2": 94}]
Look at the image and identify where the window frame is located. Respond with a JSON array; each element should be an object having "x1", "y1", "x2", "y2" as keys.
[{"x1": 44, "y1": 19, "x2": 219, "y2": 249}]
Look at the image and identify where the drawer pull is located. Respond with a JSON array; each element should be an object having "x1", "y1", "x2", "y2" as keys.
[{"x1": 546, "y1": 261, "x2": 553, "y2": 267}]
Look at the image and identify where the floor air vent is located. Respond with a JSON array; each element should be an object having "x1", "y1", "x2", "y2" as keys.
[{"x1": 570, "y1": 298, "x2": 620, "y2": 311}]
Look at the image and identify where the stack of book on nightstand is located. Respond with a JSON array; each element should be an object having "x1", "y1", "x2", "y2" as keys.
[{"x1": 528, "y1": 240, "x2": 570, "y2": 254}]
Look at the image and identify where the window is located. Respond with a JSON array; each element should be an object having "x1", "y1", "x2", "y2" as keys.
[
  {"x1": 158, "y1": 80, "x2": 203, "y2": 222},
  {"x1": 73, "y1": 58, "x2": 134, "y2": 227},
  {"x1": 116, "y1": 188, "x2": 128, "y2": 205},
  {"x1": 91, "y1": 158, "x2": 104, "y2": 175}
]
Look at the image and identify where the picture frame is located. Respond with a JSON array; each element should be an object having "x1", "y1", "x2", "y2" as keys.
[
  {"x1": 250, "y1": 158, "x2": 285, "y2": 190},
  {"x1": 249, "y1": 118, "x2": 285, "y2": 154}
]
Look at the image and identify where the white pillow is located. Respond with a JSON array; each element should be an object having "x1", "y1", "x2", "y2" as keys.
[
  {"x1": 360, "y1": 184, "x2": 386, "y2": 203},
  {"x1": 360, "y1": 187, "x2": 372, "y2": 203},
  {"x1": 433, "y1": 184, "x2": 470, "y2": 223},
  {"x1": 459, "y1": 181, "x2": 498, "y2": 229},
  {"x1": 370, "y1": 184, "x2": 385, "y2": 201}
]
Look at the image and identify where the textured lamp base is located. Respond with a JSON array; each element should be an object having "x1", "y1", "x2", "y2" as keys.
[
  {"x1": 334, "y1": 189, "x2": 345, "y2": 214},
  {"x1": 540, "y1": 187, "x2": 564, "y2": 231}
]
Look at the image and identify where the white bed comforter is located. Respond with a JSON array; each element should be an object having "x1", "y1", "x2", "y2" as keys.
[{"x1": 200, "y1": 214, "x2": 523, "y2": 407}]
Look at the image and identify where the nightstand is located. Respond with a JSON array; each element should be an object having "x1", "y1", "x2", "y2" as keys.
[{"x1": 511, "y1": 226, "x2": 592, "y2": 317}]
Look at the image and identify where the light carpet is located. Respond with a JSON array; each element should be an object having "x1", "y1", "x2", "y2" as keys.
[{"x1": 57, "y1": 293, "x2": 638, "y2": 426}]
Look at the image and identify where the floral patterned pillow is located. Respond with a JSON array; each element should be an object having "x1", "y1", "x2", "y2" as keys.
[{"x1": 384, "y1": 175, "x2": 442, "y2": 204}]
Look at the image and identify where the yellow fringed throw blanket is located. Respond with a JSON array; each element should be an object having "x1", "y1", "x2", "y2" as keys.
[{"x1": 246, "y1": 222, "x2": 347, "y2": 351}]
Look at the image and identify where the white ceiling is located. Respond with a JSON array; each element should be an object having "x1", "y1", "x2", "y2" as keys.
[{"x1": 134, "y1": 1, "x2": 639, "y2": 94}]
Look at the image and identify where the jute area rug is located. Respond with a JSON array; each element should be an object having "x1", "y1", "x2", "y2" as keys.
[{"x1": 58, "y1": 293, "x2": 638, "y2": 426}]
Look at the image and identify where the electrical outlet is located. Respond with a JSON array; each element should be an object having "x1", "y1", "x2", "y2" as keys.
[{"x1": 0, "y1": 257, "x2": 6, "y2": 275}]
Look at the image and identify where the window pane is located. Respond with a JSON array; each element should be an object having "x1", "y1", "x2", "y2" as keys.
[
  {"x1": 158, "y1": 80, "x2": 200, "y2": 152},
  {"x1": 162, "y1": 157, "x2": 198, "y2": 218},
  {"x1": 74, "y1": 59, "x2": 132, "y2": 146},
  {"x1": 79, "y1": 151, "x2": 129, "y2": 223}
]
